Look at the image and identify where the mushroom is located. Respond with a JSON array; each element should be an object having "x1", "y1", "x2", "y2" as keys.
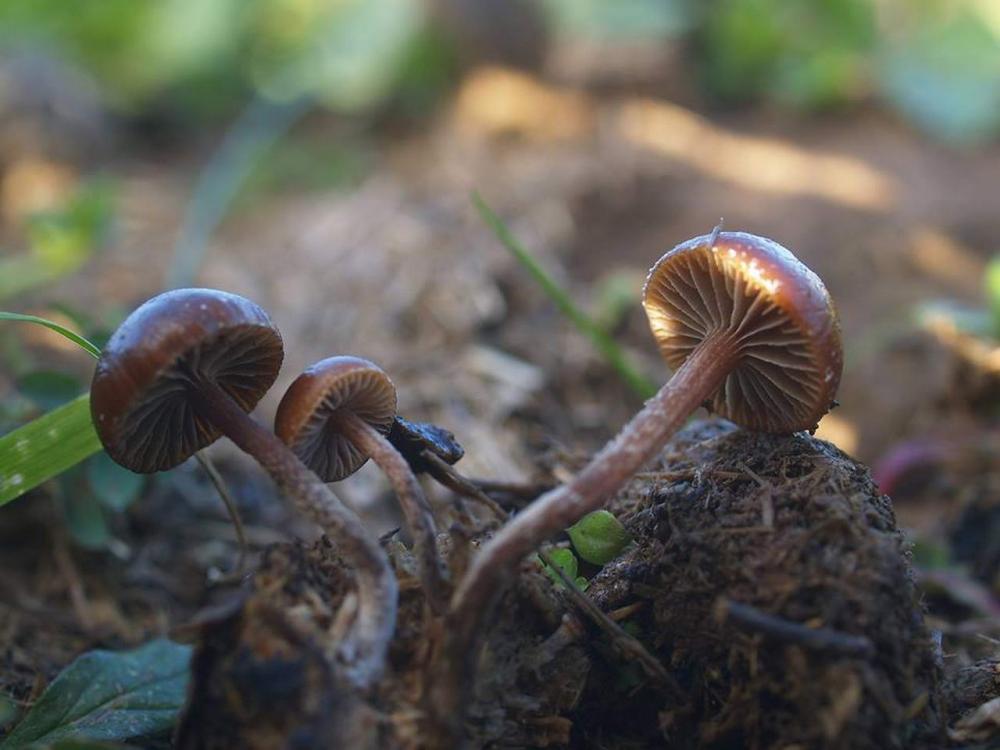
[
  {"x1": 275, "y1": 356, "x2": 449, "y2": 613},
  {"x1": 89, "y1": 288, "x2": 396, "y2": 687},
  {"x1": 432, "y1": 230, "x2": 842, "y2": 737}
]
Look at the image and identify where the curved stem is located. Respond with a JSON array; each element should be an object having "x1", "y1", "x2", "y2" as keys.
[
  {"x1": 429, "y1": 332, "x2": 738, "y2": 741},
  {"x1": 420, "y1": 451, "x2": 508, "y2": 520},
  {"x1": 194, "y1": 451, "x2": 248, "y2": 574},
  {"x1": 330, "y1": 411, "x2": 449, "y2": 615},
  {"x1": 188, "y1": 378, "x2": 397, "y2": 688}
]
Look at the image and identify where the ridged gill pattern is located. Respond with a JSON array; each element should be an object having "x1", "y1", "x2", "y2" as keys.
[
  {"x1": 113, "y1": 326, "x2": 282, "y2": 471},
  {"x1": 644, "y1": 243, "x2": 829, "y2": 432},
  {"x1": 289, "y1": 367, "x2": 396, "y2": 482}
]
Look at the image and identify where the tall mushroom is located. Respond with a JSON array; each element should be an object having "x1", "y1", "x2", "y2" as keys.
[
  {"x1": 275, "y1": 356, "x2": 449, "y2": 613},
  {"x1": 89, "y1": 288, "x2": 396, "y2": 687},
  {"x1": 432, "y1": 230, "x2": 842, "y2": 739}
]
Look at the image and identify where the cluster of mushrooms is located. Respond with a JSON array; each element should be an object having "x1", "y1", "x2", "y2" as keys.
[{"x1": 88, "y1": 231, "x2": 842, "y2": 742}]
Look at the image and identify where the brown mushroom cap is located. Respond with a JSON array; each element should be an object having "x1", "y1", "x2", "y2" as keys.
[
  {"x1": 90, "y1": 289, "x2": 283, "y2": 473},
  {"x1": 642, "y1": 231, "x2": 842, "y2": 432},
  {"x1": 275, "y1": 356, "x2": 397, "y2": 482}
]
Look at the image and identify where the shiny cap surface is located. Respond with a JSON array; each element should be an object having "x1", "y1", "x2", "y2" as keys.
[
  {"x1": 643, "y1": 231, "x2": 842, "y2": 432},
  {"x1": 275, "y1": 356, "x2": 397, "y2": 481},
  {"x1": 90, "y1": 288, "x2": 283, "y2": 472}
]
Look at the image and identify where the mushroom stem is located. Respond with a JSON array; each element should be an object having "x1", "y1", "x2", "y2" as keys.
[
  {"x1": 187, "y1": 376, "x2": 398, "y2": 688},
  {"x1": 329, "y1": 410, "x2": 449, "y2": 615},
  {"x1": 430, "y1": 331, "x2": 739, "y2": 739}
]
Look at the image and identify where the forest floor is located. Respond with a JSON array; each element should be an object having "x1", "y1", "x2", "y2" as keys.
[{"x1": 1, "y1": 65, "x2": 999, "y2": 745}]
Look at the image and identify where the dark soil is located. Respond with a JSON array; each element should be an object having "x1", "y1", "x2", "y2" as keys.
[
  {"x1": 2, "y1": 63, "x2": 999, "y2": 747},
  {"x1": 172, "y1": 419, "x2": 946, "y2": 749},
  {"x1": 586, "y1": 420, "x2": 942, "y2": 750}
]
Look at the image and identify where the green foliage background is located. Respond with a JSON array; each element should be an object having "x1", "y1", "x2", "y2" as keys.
[{"x1": 1, "y1": 0, "x2": 997, "y2": 139}]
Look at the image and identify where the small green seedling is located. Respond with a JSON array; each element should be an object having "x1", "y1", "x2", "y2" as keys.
[
  {"x1": 538, "y1": 548, "x2": 588, "y2": 590},
  {"x1": 568, "y1": 509, "x2": 631, "y2": 566}
]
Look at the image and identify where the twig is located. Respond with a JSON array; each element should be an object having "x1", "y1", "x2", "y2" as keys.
[
  {"x1": 420, "y1": 451, "x2": 508, "y2": 520},
  {"x1": 531, "y1": 601, "x2": 646, "y2": 665},
  {"x1": 538, "y1": 549, "x2": 682, "y2": 697},
  {"x1": 715, "y1": 598, "x2": 875, "y2": 659},
  {"x1": 469, "y1": 477, "x2": 552, "y2": 510}
]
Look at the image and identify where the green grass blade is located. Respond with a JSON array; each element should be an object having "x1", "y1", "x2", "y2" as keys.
[
  {"x1": 167, "y1": 94, "x2": 312, "y2": 289},
  {"x1": 0, "y1": 312, "x2": 101, "y2": 359},
  {"x1": 0, "y1": 394, "x2": 102, "y2": 507},
  {"x1": 473, "y1": 192, "x2": 657, "y2": 399}
]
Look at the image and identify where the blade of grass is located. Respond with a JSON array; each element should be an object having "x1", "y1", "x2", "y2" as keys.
[
  {"x1": 0, "y1": 394, "x2": 102, "y2": 507},
  {"x1": 0, "y1": 313, "x2": 103, "y2": 505},
  {"x1": 472, "y1": 192, "x2": 657, "y2": 399},
  {"x1": 0, "y1": 312, "x2": 101, "y2": 359},
  {"x1": 167, "y1": 94, "x2": 312, "y2": 289}
]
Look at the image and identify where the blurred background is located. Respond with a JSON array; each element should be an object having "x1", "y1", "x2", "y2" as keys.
[{"x1": 1, "y1": 0, "x2": 999, "y2": 696}]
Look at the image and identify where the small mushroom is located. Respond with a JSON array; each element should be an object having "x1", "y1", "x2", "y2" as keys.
[
  {"x1": 275, "y1": 356, "x2": 449, "y2": 613},
  {"x1": 89, "y1": 289, "x2": 396, "y2": 687},
  {"x1": 434, "y1": 231, "x2": 843, "y2": 737}
]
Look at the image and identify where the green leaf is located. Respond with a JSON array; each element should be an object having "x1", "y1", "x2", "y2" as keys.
[
  {"x1": 474, "y1": 193, "x2": 657, "y2": 399},
  {"x1": 568, "y1": 509, "x2": 631, "y2": 565},
  {"x1": 0, "y1": 313, "x2": 101, "y2": 359},
  {"x1": 0, "y1": 693, "x2": 18, "y2": 730},
  {"x1": 0, "y1": 640, "x2": 191, "y2": 749},
  {"x1": 86, "y1": 452, "x2": 144, "y2": 513},
  {"x1": 539, "y1": 547, "x2": 578, "y2": 588},
  {"x1": 16, "y1": 372, "x2": 83, "y2": 411},
  {"x1": 0, "y1": 395, "x2": 103, "y2": 507}
]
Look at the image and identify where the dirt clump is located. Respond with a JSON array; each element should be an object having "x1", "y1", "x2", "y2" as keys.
[
  {"x1": 580, "y1": 419, "x2": 943, "y2": 750},
  {"x1": 175, "y1": 419, "x2": 943, "y2": 749},
  {"x1": 175, "y1": 533, "x2": 587, "y2": 749}
]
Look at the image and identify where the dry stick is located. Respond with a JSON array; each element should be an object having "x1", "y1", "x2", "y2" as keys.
[
  {"x1": 537, "y1": 549, "x2": 681, "y2": 697},
  {"x1": 330, "y1": 411, "x2": 449, "y2": 615},
  {"x1": 470, "y1": 478, "x2": 553, "y2": 510},
  {"x1": 471, "y1": 477, "x2": 552, "y2": 497},
  {"x1": 715, "y1": 598, "x2": 875, "y2": 659},
  {"x1": 189, "y1": 378, "x2": 397, "y2": 688},
  {"x1": 419, "y1": 450, "x2": 508, "y2": 520},
  {"x1": 194, "y1": 452, "x2": 249, "y2": 573},
  {"x1": 430, "y1": 335, "x2": 738, "y2": 736}
]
